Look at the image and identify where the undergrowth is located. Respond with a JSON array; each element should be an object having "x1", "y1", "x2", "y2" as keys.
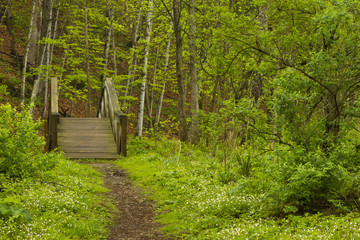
[
  {"x1": 0, "y1": 104, "x2": 112, "y2": 239},
  {"x1": 117, "y1": 136, "x2": 360, "y2": 239}
]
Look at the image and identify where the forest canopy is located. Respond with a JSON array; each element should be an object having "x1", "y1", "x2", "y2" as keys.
[{"x1": 1, "y1": 0, "x2": 360, "y2": 217}]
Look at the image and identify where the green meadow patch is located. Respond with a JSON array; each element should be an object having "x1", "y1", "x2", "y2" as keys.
[
  {"x1": 0, "y1": 104, "x2": 112, "y2": 239},
  {"x1": 117, "y1": 137, "x2": 360, "y2": 239},
  {"x1": 0, "y1": 158, "x2": 112, "y2": 240}
]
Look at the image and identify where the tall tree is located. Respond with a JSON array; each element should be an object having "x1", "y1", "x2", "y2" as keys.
[
  {"x1": 173, "y1": 0, "x2": 187, "y2": 141},
  {"x1": 84, "y1": 0, "x2": 91, "y2": 116},
  {"x1": 122, "y1": 0, "x2": 144, "y2": 108},
  {"x1": 155, "y1": 17, "x2": 172, "y2": 128},
  {"x1": 188, "y1": 0, "x2": 199, "y2": 143},
  {"x1": 29, "y1": 0, "x2": 54, "y2": 114},
  {"x1": 136, "y1": 0, "x2": 153, "y2": 138},
  {"x1": 21, "y1": 0, "x2": 37, "y2": 106}
]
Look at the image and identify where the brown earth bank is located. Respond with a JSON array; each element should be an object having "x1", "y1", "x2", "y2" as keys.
[{"x1": 89, "y1": 162, "x2": 169, "y2": 240}]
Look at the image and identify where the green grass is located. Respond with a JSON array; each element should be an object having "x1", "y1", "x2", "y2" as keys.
[
  {"x1": 0, "y1": 157, "x2": 112, "y2": 239},
  {"x1": 116, "y1": 137, "x2": 360, "y2": 239}
]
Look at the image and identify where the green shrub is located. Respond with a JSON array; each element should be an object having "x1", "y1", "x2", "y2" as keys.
[{"x1": 0, "y1": 104, "x2": 57, "y2": 179}]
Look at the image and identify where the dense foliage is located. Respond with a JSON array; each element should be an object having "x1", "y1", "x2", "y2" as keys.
[
  {"x1": 0, "y1": 105, "x2": 112, "y2": 239},
  {"x1": 2, "y1": 0, "x2": 360, "y2": 237},
  {"x1": 119, "y1": 137, "x2": 360, "y2": 239}
]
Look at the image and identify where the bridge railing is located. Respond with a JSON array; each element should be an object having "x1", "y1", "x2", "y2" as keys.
[
  {"x1": 48, "y1": 77, "x2": 59, "y2": 151},
  {"x1": 97, "y1": 78, "x2": 127, "y2": 156}
]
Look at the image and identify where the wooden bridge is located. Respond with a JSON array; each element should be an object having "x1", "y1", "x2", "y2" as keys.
[{"x1": 48, "y1": 77, "x2": 127, "y2": 159}]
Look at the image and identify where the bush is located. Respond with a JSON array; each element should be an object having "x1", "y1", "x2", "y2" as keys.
[{"x1": 0, "y1": 104, "x2": 57, "y2": 179}]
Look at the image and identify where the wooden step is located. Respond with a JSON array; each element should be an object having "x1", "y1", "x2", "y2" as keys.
[
  {"x1": 63, "y1": 152, "x2": 120, "y2": 159},
  {"x1": 57, "y1": 118, "x2": 119, "y2": 159}
]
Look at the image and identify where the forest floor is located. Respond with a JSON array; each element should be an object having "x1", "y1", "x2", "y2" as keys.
[{"x1": 89, "y1": 162, "x2": 167, "y2": 240}]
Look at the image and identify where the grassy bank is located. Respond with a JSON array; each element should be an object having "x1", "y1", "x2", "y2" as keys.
[
  {"x1": 0, "y1": 158, "x2": 112, "y2": 239},
  {"x1": 117, "y1": 137, "x2": 360, "y2": 239},
  {"x1": 0, "y1": 104, "x2": 112, "y2": 239}
]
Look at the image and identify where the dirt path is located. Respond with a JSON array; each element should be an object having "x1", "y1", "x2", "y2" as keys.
[{"x1": 90, "y1": 162, "x2": 167, "y2": 240}]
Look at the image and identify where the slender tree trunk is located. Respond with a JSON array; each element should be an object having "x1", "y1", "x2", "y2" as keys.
[
  {"x1": 28, "y1": 0, "x2": 41, "y2": 67},
  {"x1": 21, "y1": 0, "x2": 37, "y2": 106},
  {"x1": 173, "y1": 0, "x2": 188, "y2": 141},
  {"x1": 122, "y1": 0, "x2": 143, "y2": 107},
  {"x1": 84, "y1": 0, "x2": 91, "y2": 116},
  {"x1": 57, "y1": 10, "x2": 76, "y2": 82},
  {"x1": 38, "y1": 0, "x2": 53, "y2": 91},
  {"x1": 149, "y1": 48, "x2": 159, "y2": 119},
  {"x1": 49, "y1": 0, "x2": 60, "y2": 67},
  {"x1": 136, "y1": 0, "x2": 153, "y2": 138},
  {"x1": 111, "y1": 26, "x2": 117, "y2": 77},
  {"x1": 155, "y1": 18, "x2": 172, "y2": 127},
  {"x1": 29, "y1": 0, "x2": 53, "y2": 114},
  {"x1": 188, "y1": 0, "x2": 199, "y2": 144},
  {"x1": 102, "y1": 4, "x2": 113, "y2": 81},
  {"x1": 43, "y1": 1, "x2": 56, "y2": 118},
  {"x1": 42, "y1": 38, "x2": 52, "y2": 117},
  {"x1": 0, "y1": 0, "x2": 10, "y2": 28}
]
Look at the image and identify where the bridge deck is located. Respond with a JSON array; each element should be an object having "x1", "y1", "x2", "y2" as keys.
[{"x1": 57, "y1": 118, "x2": 120, "y2": 159}]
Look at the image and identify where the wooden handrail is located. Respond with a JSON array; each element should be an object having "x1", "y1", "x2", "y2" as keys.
[
  {"x1": 97, "y1": 78, "x2": 127, "y2": 156},
  {"x1": 48, "y1": 77, "x2": 59, "y2": 151}
]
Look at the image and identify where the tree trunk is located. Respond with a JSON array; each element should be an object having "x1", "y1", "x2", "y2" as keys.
[
  {"x1": 122, "y1": 0, "x2": 143, "y2": 107},
  {"x1": 43, "y1": 1, "x2": 56, "y2": 118},
  {"x1": 136, "y1": 0, "x2": 153, "y2": 138},
  {"x1": 38, "y1": 0, "x2": 53, "y2": 86},
  {"x1": 84, "y1": 0, "x2": 91, "y2": 117},
  {"x1": 28, "y1": 0, "x2": 41, "y2": 67},
  {"x1": 0, "y1": 0, "x2": 10, "y2": 28},
  {"x1": 102, "y1": 5, "x2": 113, "y2": 81},
  {"x1": 188, "y1": 0, "x2": 199, "y2": 144},
  {"x1": 111, "y1": 25, "x2": 117, "y2": 77},
  {"x1": 147, "y1": 47, "x2": 159, "y2": 128},
  {"x1": 21, "y1": 0, "x2": 37, "y2": 106},
  {"x1": 49, "y1": 0, "x2": 60, "y2": 67},
  {"x1": 173, "y1": 0, "x2": 188, "y2": 141},
  {"x1": 29, "y1": 0, "x2": 53, "y2": 114},
  {"x1": 155, "y1": 18, "x2": 172, "y2": 128}
]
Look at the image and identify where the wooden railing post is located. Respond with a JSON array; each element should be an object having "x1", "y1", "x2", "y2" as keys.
[
  {"x1": 120, "y1": 114, "x2": 127, "y2": 156},
  {"x1": 97, "y1": 78, "x2": 127, "y2": 157},
  {"x1": 48, "y1": 77, "x2": 59, "y2": 151}
]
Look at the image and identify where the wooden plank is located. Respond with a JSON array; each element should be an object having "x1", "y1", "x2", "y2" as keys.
[
  {"x1": 58, "y1": 129, "x2": 113, "y2": 134},
  {"x1": 59, "y1": 119, "x2": 110, "y2": 124},
  {"x1": 58, "y1": 124, "x2": 112, "y2": 130},
  {"x1": 60, "y1": 118, "x2": 110, "y2": 122},
  {"x1": 58, "y1": 141, "x2": 116, "y2": 148},
  {"x1": 58, "y1": 138, "x2": 115, "y2": 144},
  {"x1": 58, "y1": 134, "x2": 114, "y2": 140},
  {"x1": 58, "y1": 147, "x2": 117, "y2": 152},
  {"x1": 63, "y1": 152, "x2": 120, "y2": 159},
  {"x1": 58, "y1": 142, "x2": 116, "y2": 148},
  {"x1": 58, "y1": 135, "x2": 114, "y2": 142}
]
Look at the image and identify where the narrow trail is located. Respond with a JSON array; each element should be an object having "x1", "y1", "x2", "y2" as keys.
[{"x1": 90, "y1": 162, "x2": 166, "y2": 240}]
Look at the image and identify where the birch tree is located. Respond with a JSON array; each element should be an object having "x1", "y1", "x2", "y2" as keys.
[
  {"x1": 21, "y1": 0, "x2": 37, "y2": 106},
  {"x1": 135, "y1": 0, "x2": 153, "y2": 138},
  {"x1": 29, "y1": 0, "x2": 54, "y2": 114},
  {"x1": 122, "y1": 0, "x2": 144, "y2": 108},
  {"x1": 155, "y1": 18, "x2": 172, "y2": 128},
  {"x1": 102, "y1": 3, "x2": 113, "y2": 81}
]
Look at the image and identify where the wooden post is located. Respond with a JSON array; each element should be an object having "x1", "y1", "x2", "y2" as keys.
[
  {"x1": 116, "y1": 120, "x2": 120, "y2": 154},
  {"x1": 96, "y1": 78, "x2": 127, "y2": 157},
  {"x1": 120, "y1": 115, "x2": 127, "y2": 156},
  {"x1": 49, "y1": 77, "x2": 59, "y2": 151},
  {"x1": 49, "y1": 112, "x2": 59, "y2": 151}
]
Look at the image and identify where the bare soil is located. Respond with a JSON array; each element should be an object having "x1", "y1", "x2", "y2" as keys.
[{"x1": 90, "y1": 162, "x2": 168, "y2": 240}]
